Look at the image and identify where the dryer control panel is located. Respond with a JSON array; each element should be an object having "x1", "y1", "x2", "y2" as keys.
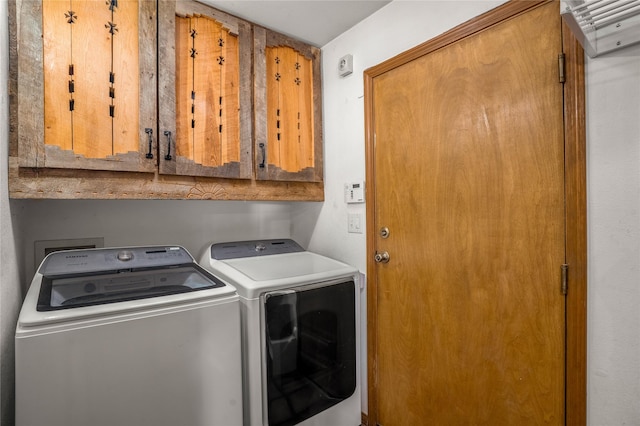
[{"x1": 210, "y1": 239, "x2": 304, "y2": 260}]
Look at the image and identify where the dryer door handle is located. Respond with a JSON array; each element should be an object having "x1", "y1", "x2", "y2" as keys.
[{"x1": 264, "y1": 290, "x2": 296, "y2": 301}]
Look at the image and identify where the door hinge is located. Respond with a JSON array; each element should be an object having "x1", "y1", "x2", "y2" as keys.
[
  {"x1": 558, "y1": 53, "x2": 566, "y2": 84},
  {"x1": 561, "y1": 264, "x2": 569, "y2": 295}
]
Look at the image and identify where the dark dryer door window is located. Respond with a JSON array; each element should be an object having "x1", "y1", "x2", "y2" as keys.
[{"x1": 263, "y1": 280, "x2": 356, "y2": 426}]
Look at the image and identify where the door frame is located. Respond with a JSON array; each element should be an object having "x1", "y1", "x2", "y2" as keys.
[{"x1": 363, "y1": 1, "x2": 587, "y2": 425}]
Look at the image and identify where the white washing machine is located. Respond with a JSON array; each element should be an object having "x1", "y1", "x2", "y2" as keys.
[
  {"x1": 16, "y1": 246, "x2": 243, "y2": 426},
  {"x1": 200, "y1": 239, "x2": 361, "y2": 426}
]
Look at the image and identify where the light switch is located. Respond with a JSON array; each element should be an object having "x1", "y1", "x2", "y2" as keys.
[{"x1": 348, "y1": 213, "x2": 363, "y2": 234}]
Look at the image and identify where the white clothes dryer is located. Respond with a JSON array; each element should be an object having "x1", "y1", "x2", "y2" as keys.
[
  {"x1": 16, "y1": 246, "x2": 243, "y2": 426},
  {"x1": 200, "y1": 239, "x2": 361, "y2": 426}
]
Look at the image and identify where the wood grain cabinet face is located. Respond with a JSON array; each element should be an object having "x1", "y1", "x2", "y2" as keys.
[
  {"x1": 19, "y1": 0, "x2": 157, "y2": 173},
  {"x1": 254, "y1": 28, "x2": 323, "y2": 183},
  {"x1": 11, "y1": 0, "x2": 324, "y2": 200},
  {"x1": 158, "y1": 1, "x2": 253, "y2": 179}
]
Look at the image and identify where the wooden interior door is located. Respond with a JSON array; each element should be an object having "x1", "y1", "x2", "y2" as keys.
[{"x1": 368, "y1": 2, "x2": 567, "y2": 424}]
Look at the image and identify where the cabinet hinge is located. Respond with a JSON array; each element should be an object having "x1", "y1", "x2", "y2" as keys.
[
  {"x1": 561, "y1": 264, "x2": 569, "y2": 295},
  {"x1": 558, "y1": 53, "x2": 566, "y2": 84}
]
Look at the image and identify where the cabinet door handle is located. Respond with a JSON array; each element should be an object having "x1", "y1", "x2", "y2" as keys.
[
  {"x1": 163, "y1": 131, "x2": 173, "y2": 161},
  {"x1": 259, "y1": 142, "x2": 266, "y2": 168},
  {"x1": 145, "y1": 128, "x2": 154, "y2": 159}
]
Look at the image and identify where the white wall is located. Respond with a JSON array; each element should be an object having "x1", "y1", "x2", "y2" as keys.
[
  {"x1": 308, "y1": 1, "x2": 640, "y2": 424},
  {"x1": 586, "y1": 44, "x2": 640, "y2": 425}
]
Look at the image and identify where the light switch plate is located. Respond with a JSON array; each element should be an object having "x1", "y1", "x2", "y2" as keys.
[{"x1": 348, "y1": 213, "x2": 363, "y2": 234}]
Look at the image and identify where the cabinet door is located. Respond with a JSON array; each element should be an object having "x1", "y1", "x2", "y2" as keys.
[
  {"x1": 18, "y1": 0, "x2": 157, "y2": 173},
  {"x1": 158, "y1": 1, "x2": 252, "y2": 179},
  {"x1": 254, "y1": 28, "x2": 323, "y2": 183}
]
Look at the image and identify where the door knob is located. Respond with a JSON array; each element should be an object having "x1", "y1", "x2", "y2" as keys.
[{"x1": 374, "y1": 251, "x2": 390, "y2": 263}]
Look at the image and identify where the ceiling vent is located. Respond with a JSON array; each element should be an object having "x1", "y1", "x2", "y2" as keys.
[{"x1": 561, "y1": 0, "x2": 640, "y2": 57}]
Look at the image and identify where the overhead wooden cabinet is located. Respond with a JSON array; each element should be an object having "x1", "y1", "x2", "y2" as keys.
[
  {"x1": 19, "y1": 0, "x2": 157, "y2": 173},
  {"x1": 9, "y1": 0, "x2": 324, "y2": 200},
  {"x1": 254, "y1": 27, "x2": 323, "y2": 182},
  {"x1": 158, "y1": 1, "x2": 252, "y2": 179}
]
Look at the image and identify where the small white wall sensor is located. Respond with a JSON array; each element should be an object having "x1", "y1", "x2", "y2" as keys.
[{"x1": 338, "y1": 54, "x2": 353, "y2": 77}]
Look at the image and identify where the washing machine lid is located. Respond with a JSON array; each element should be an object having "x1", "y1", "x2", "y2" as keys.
[
  {"x1": 205, "y1": 240, "x2": 358, "y2": 299},
  {"x1": 36, "y1": 246, "x2": 227, "y2": 311},
  {"x1": 39, "y1": 265, "x2": 226, "y2": 311},
  {"x1": 18, "y1": 246, "x2": 237, "y2": 328}
]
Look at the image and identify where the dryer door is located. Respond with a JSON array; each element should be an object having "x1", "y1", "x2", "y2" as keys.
[{"x1": 263, "y1": 279, "x2": 356, "y2": 426}]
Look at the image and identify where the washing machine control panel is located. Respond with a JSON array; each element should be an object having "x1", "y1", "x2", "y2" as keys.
[
  {"x1": 117, "y1": 250, "x2": 134, "y2": 262},
  {"x1": 39, "y1": 246, "x2": 193, "y2": 277}
]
